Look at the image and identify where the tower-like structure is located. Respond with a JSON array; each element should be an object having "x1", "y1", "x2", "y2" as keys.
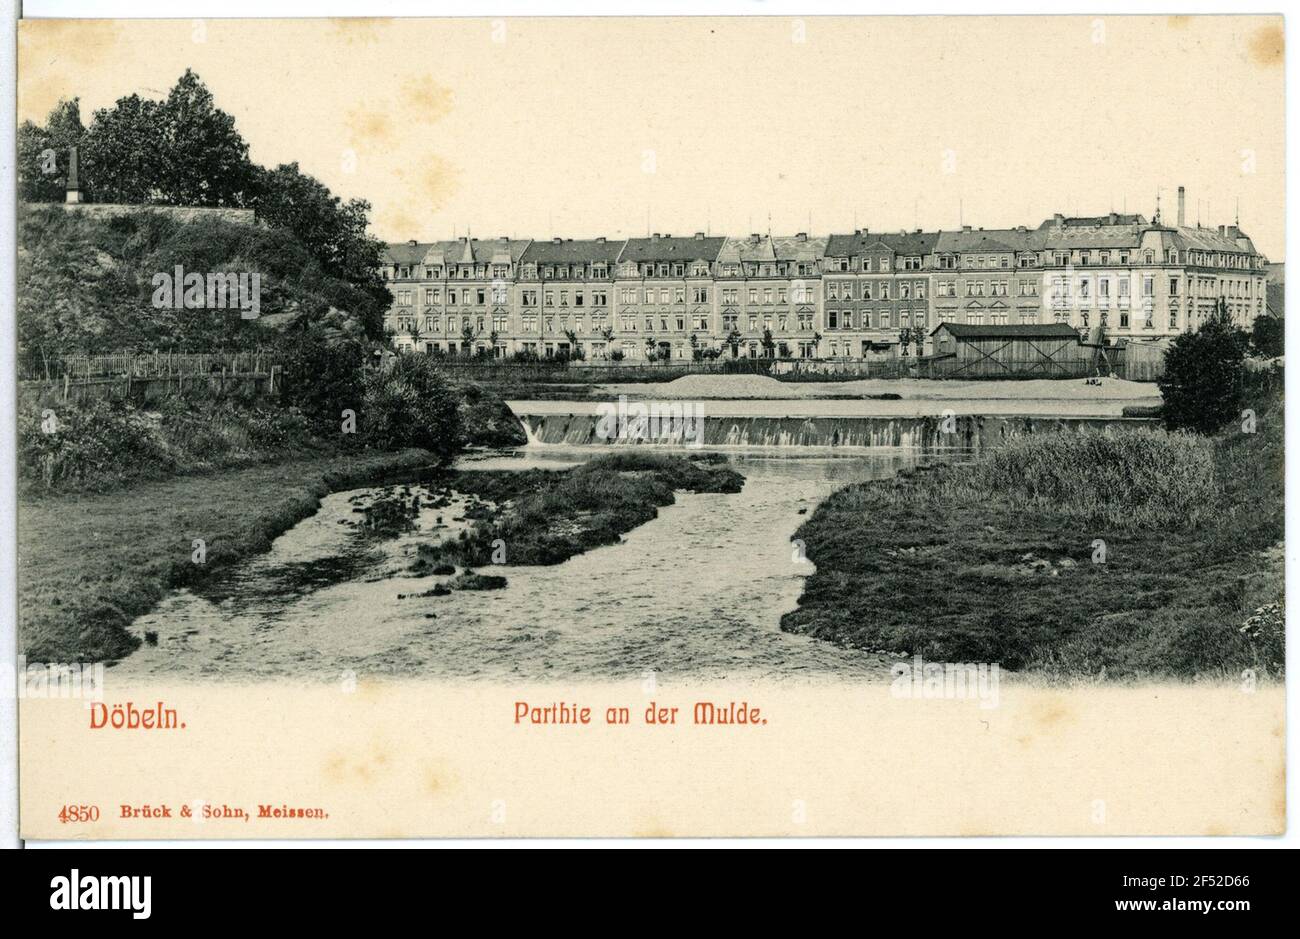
[{"x1": 65, "y1": 146, "x2": 83, "y2": 204}]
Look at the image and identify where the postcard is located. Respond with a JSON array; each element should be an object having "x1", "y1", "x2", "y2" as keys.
[{"x1": 12, "y1": 13, "x2": 1285, "y2": 839}]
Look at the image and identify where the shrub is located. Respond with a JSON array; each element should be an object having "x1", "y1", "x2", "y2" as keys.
[
  {"x1": 360, "y1": 353, "x2": 462, "y2": 461},
  {"x1": 1158, "y1": 310, "x2": 1249, "y2": 434},
  {"x1": 277, "y1": 329, "x2": 366, "y2": 431},
  {"x1": 18, "y1": 399, "x2": 172, "y2": 490}
]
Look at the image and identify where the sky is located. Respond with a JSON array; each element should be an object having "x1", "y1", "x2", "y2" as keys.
[{"x1": 17, "y1": 14, "x2": 1286, "y2": 259}]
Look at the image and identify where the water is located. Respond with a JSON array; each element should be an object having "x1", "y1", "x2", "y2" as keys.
[
  {"x1": 117, "y1": 449, "x2": 925, "y2": 683},
  {"x1": 514, "y1": 410, "x2": 1155, "y2": 451},
  {"x1": 510, "y1": 396, "x2": 1153, "y2": 419}
]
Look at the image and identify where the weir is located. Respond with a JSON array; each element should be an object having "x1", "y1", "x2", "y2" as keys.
[{"x1": 514, "y1": 412, "x2": 1157, "y2": 452}]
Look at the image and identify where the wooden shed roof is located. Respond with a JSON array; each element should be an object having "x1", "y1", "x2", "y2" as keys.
[{"x1": 930, "y1": 322, "x2": 1081, "y2": 340}]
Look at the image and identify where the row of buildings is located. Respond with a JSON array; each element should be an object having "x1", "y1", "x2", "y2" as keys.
[{"x1": 380, "y1": 190, "x2": 1270, "y2": 360}]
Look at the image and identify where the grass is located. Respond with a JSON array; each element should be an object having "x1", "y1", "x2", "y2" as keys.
[
  {"x1": 781, "y1": 388, "x2": 1284, "y2": 680},
  {"x1": 18, "y1": 448, "x2": 438, "y2": 663},
  {"x1": 427, "y1": 451, "x2": 744, "y2": 568}
]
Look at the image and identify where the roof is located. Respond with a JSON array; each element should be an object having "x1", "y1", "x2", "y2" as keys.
[
  {"x1": 382, "y1": 238, "x2": 531, "y2": 266},
  {"x1": 825, "y1": 230, "x2": 941, "y2": 257},
  {"x1": 718, "y1": 234, "x2": 829, "y2": 264},
  {"x1": 1166, "y1": 224, "x2": 1257, "y2": 255},
  {"x1": 519, "y1": 238, "x2": 625, "y2": 266},
  {"x1": 1036, "y1": 220, "x2": 1146, "y2": 250},
  {"x1": 619, "y1": 235, "x2": 726, "y2": 264},
  {"x1": 934, "y1": 229, "x2": 1036, "y2": 254},
  {"x1": 930, "y1": 322, "x2": 1082, "y2": 340}
]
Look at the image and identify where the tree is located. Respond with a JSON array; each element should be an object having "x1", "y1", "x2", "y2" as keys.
[
  {"x1": 460, "y1": 322, "x2": 481, "y2": 354},
  {"x1": 79, "y1": 71, "x2": 254, "y2": 207},
  {"x1": 21, "y1": 71, "x2": 390, "y2": 339},
  {"x1": 1250, "y1": 313, "x2": 1284, "y2": 358},
  {"x1": 17, "y1": 99, "x2": 85, "y2": 202},
  {"x1": 725, "y1": 328, "x2": 742, "y2": 358},
  {"x1": 1158, "y1": 307, "x2": 1250, "y2": 434},
  {"x1": 251, "y1": 161, "x2": 391, "y2": 336},
  {"x1": 563, "y1": 328, "x2": 582, "y2": 359},
  {"x1": 760, "y1": 328, "x2": 776, "y2": 358}
]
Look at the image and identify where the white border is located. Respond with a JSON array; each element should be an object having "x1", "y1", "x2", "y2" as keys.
[{"x1": 3, "y1": 0, "x2": 1293, "y2": 850}]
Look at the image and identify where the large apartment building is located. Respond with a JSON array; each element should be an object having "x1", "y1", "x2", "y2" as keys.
[{"x1": 381, "y1": 198, "x2": 1268, "y2": 359}]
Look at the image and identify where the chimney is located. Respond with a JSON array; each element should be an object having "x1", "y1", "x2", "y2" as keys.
[
  {"x1": 796, "y1": 232, "x2": 807, "y2": 241},
  {"x1": 651, "y1": 233, "x2": 661, "y2": 242},
  {"x1": 962, "y1": 225, "x2": 972, "y2": 233},
  {"x1": 552, "y1": 237, "x2": 562, "y2": 244},
  {"x1": 1053, "y1": 213, "x2": 1065, "y2": 228},
  {"x1": 749, "y1": 233, "x2": 761, "y2": 244},
  {"x1": 694, "y1": 231, "x2": 705, "y2": 240},
  {"x1": 596, "y1": 236, "x2": 606, "y2": 244},
  {"x1": 65, "y1": 146, "x2": 82, "y2": 204},
  {"x1": 1177, "y1": 186, "x2": 1186, "y2": 227},
  {"x1": 407, "y1": 239, "x2": 417, "y2": 246}
]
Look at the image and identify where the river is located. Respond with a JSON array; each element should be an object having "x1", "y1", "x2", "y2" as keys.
[{"x1": 117, "y1": 447, "x2": 930, "y2": 684}]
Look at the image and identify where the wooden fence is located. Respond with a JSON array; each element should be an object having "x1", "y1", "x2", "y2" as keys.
[
  {"x1": 19, "y1": 353, "x2": 281, "y2": 409},
  {"x1": 21, "y1": 352, "x2": 279, "y2": 382}
]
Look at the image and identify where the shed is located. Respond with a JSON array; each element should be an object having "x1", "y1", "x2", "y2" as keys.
[{"x1": 924, "y1": 322, "x2": 1097, "y2": 378}]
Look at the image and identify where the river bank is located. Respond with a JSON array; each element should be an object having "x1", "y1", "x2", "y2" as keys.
[
  {"x1": 780, "y1": 394, "x2": 1285, "y2": 681},
  {"x1": 18, "y1": 448, "x2": 441, "y2": 663}
]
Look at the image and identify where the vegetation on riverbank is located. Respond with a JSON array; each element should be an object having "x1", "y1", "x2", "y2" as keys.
[
  {"x1": 781, "y1": 380, "x2": 1284, "y2": 680},
  {"x1": 421, "y1": 452, "x2": 744, "y2": 570},
  {"x1": 17, "y1": 352, "x2": 523, "y2": 494},
  {"x1": 18, "y1": 449, "x2": 439, "y2": 663}
]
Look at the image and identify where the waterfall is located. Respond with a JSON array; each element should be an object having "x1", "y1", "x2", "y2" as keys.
[{"x1": 513, "y1": 413, "x2": 1154, "y2": 452}]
